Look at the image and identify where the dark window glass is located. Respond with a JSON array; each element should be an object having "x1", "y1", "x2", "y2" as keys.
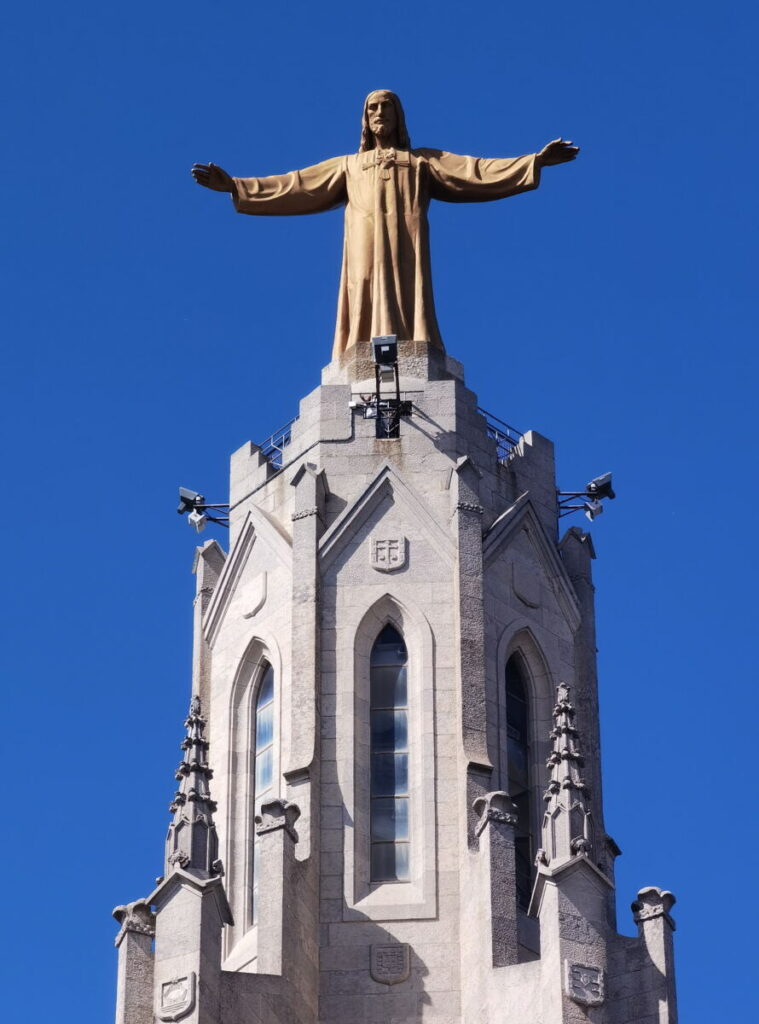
[
  {"x1": 505, "y1": 654, "x2": 533, "y2": 910},
  {"x1": 370, "y1": 625, "x2": 409, "y2": 881}
]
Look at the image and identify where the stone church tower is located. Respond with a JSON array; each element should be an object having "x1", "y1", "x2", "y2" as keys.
[{"x1": 113, "y1": 343, "x2": 678, "y2": 1024}]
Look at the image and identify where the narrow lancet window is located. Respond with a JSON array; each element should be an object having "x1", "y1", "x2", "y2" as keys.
[
  {"x1": 370, "y1": 625, "x2": 409, "y2": 882},
  {"x1": 505, "y1": 653, "x2": 533, "y2": 909},
  {"x1": 252, "y1": 662, "x2": 275, "y2": 922}
]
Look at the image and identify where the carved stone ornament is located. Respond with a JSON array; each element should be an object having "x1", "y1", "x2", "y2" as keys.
[
  {"x1": 472, "y1": 791, "x2": 518, "y2": 838},
  {"x1": 371, "y1": 943, "x2": 410, "y2": 985},
  {"x1": 571, "y1": 835, "x2": 592, "y2": 856},
  {"x1": 455, "y1": 500, "x2": 484, "y2": 515},
  {"x1": 565, "y1": 962, "x2": 604, "y2": 1007},
  {"x1": 255, "y1": 798, "x2": 301, "y2": 841},
  {"x1": 631, "y1": 886, "x2": 676, "y2": 927},
  {"x1": 112, "y1": 899, "x2": 155, "y2": 946},
  {"x1": 158, "y1": 972, "x2": 196, "y2": 1022},
  {"x1": 371, "y1": 536, "x2": 406, "y2": 572},
  {"x1": 168, "y1": 849, "x2": 191, "y2": 869}
]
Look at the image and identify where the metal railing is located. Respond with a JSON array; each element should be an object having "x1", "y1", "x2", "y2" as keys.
[
  {"x1": 478, "y1": 408, "x2": 523, "y2": 463},
  {"x1": 257, "y1": 417, "x2": 298, "y2": 470},
  {"x1": 256, "y1": 408, "x2": 519, "y2": 470}
]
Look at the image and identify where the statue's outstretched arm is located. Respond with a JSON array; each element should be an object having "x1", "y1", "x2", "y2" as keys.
[
  {"x1": 192, "y1": 156, "x2": 347, "y2": 217},
  {"x1": 426, "y1": 139, "x2": 578, "y2": 205}
]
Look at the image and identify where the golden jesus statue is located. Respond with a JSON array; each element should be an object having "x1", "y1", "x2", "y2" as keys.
[{"x1": 192, "y1": 90, "x2": 578, "y2": 360}]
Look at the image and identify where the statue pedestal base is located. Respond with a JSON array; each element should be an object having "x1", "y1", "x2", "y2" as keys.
[{"x1": 322, "y1": 340, "x2": 463, "y2": 386}]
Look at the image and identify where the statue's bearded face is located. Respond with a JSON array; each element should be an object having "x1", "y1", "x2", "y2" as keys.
[{"x1": 366, "y1": 92, "x2": 397, "y2": 142}]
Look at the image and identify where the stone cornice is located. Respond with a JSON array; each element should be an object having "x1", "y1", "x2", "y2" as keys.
[
  {"x1": 527, "y1": 852, "x2": 614, "y2": 919},
  {"x1": 147, "y1": 867, "x2": 233, "y2": 926}
]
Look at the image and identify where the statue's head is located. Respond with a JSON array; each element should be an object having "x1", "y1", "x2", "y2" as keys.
[{"x1": 360, "y1": 90, "x2": 410, "y2": 151}]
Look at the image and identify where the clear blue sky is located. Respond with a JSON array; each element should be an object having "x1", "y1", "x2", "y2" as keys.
[{"x1": 2, "y1": 1, "x2": 756, "y2": 1019}]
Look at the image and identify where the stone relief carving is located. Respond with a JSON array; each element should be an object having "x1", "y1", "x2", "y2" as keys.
[
  {"x1": 157, "y1": 972, "x2": 196, "y2": 1022},
  {"x1": 371, "y1": 943, "x2": 410, "y2": 985},
  {"x1": 565, "y1": 962, "x2": 604, "y2": 1006},
  {"x1": 370, "y1": 536, "x2": 407, "y2": 572}
]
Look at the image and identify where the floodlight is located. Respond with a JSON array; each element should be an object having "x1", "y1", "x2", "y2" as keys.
[
  {"x1": 177, "y1": 487, "x2": 204, "y2": 515},
  {"x1": 584, "y1": 500, "x2": 604, "y2": 521},
  {"x1": 371, "y1": 335, "x2": 398, "y2": 366},
  {"x1": 586, "y1": 473, "x2": 615, "y2": 501},
  {"x1": 188, "y1": 509, "x2": 208, "y2": 533}
]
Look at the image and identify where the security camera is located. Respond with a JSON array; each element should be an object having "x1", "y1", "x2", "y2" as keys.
[
  {"x1": 177, "y1": 487, "x2": 205, "y2": 515},
  {"x1": 586, "y1": 473, "x2": 615, "y2": 501}
]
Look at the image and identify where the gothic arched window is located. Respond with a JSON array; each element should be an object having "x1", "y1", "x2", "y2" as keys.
[
  {"x1": 505, "y1": 653, "x2": 533, "y2": 909},
  {"x1": 370, "y1": 625, "x2": 409, "y2": 882},
  {"x1": 252, "y1": 662, "x2": 275, "y2": 922}
]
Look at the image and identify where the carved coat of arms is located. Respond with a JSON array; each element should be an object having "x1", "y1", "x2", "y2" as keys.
[
  {"x1": 371, "y1": 943, "x2": 410, "y2": 985},
  {"x1": 565, "y1": 962, "x2": 604, "y2": 1006},
  {"x1": 157, "y1": 972, "x2": 196, "y2": 1021},
  {"x1": 371, "y1": 536, "x2": 406, "y2": 572}
]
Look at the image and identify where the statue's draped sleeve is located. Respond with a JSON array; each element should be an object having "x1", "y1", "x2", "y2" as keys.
[
  {"x1": 232, "y1": 156, "x2": 347, "y2": 216},
  {"x1": 423, "y1": 150, "x2": 541, "y2": 203}
]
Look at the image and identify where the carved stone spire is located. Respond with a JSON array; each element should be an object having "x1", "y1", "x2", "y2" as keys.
[
  {"x1": 164, "y1": 694, "x2": 222, "y2": 879},
  {"x1": 537, "y1": 683, "x2": 594, "y2": 866}
]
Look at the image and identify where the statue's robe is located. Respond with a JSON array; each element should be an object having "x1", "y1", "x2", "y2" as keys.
[{"x1": 233, "y1": 148, "x2": 540, "y2": 359}]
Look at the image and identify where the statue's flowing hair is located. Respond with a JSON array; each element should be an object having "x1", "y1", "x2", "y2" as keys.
[{"x1": 359, "y1": 90, "x2": 411, "y2": 151}]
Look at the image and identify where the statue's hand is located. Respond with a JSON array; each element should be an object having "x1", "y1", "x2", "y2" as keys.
[
  {"x1": 191, "y1": 163, "x2": 235, "y2": 193},
  {"x1": 536, "y1": 139, "x2": 580, "y2": 167}
]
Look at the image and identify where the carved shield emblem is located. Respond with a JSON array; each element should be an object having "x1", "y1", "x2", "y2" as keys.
[
  {"x1": 565, "y1": 962, "x2": 604, "y2": 1007},
  {"x1": 371, "y1": 943, "x2": 410, "y2": 985},
  {"x1": 157, "y1": 972, "x2": 196, "y2": 1021},
  {"x1": 371, "y1": 537, "x2": 406, "y2": 572},
  {"x1": 242, "y1": 570, "x2": 267, "y2": 619}
]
